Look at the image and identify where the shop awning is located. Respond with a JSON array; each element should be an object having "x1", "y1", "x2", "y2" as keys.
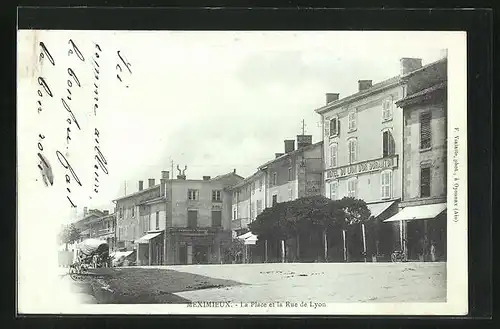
[
  {"x1": 367, "y1": 201, "x2": 396, "y2": 218},
  {"x1": 135, "y1": 232, "x2": 161, "y2": 244},
  {"x1": 244, "y1": 235, "x2": 258, "y2": 245},
  {"x1": 383, "y1": 203, "x2": 447, "y2": 222},
  {"x1": 237, "y1": 231, "x2": 258, "y2": 245}
]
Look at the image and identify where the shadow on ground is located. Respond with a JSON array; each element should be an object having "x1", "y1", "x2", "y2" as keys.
[{"x1": 86, "y1": 267, "x2": 244, "y2": 304}]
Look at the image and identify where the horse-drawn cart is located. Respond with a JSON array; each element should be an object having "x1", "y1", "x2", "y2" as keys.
[{"x1": 69, "y1": 238, "x2": 112, "y2": 281}]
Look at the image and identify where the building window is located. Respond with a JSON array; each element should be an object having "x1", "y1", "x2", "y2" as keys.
[
  {"x1": 382, "y1": 129, "x2": 396, "y2": 157},
  {"x1": 155, "y1": 211, "x2": 159, "y2": 230},
  {"x1": 329, "y1": 117, "x2": 339, "y2": 137},
  {"x1": 259, "y1": 178, "x2": 263, "y2": 191},
  {"x1": 272, "y1": 194, "x2": 278, "y2": 206},
  {"x1": 211, "y1": 210, "x2": 222, "y2": 227},
  {"x1": 420, "y1": 112, "x2": 432, "y2": 150},
  {"x1": 329, "y1": 143, "x2": 338, "y2": 168},
  {"x1": 251, "y1": 182, "x2": 255, "y2": 194},
  {"x1": 188, "y1": 189, "x2": 199, "y2": 200},
  {"x1": 348, "y1": 110, "x2": 357, "y2": 131},
  {"x1": 348, "y1": 138, "x2": 358, "y2": 163},
  {"x1": 119, "y1": 207, "x2": 123, "y2": 218},
  {"x1": 250, "y1": 202, "x2": 255, "y2": 221},
  {"x1": 131, "y1": 206, "x2": 135, "y2": 217},
  {"x1": 272, "y1": 172, "x2": 277, "y2": 186},
  {"x1": 233, "y1": 209, "x2": 237, "y2": 220},
  {"x1": 420, "y1": 167, "x2": 431, "y2": 198},
  {"x1": 382, "y1": 98, "x2": 393, "y2": 121},
  {"x1": 347, "y1": 177, "x2": 357, "y2": 198},
  {"x1": 288, "y1": 167, "x2": 293, "y2": 181},
  {"x1": 288, "y1": 188, "x2": 293, "y2": 200},
  {"x1": 212, "y1": 190, "x2": 222, "y2": 201},
  {"x1": 381, "y1": 170, "x2": 393, "y2": 199},
  {"x1": 329, "y1": 181, "x2": 338, "y2": 200},
  {"x1": 187, "y1": 210, "x2": 198, "y2": 228}
]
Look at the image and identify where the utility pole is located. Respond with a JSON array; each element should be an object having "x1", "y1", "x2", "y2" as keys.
[
  {"x1": 171, "y1": 159, "x2": 174, "y2": 179},
  {"x1": 124, "y1": 181, "x2": 127, "y2": 195},
  {"x1": 301, "y1": 119, "x2": 306, "y2": 135}
]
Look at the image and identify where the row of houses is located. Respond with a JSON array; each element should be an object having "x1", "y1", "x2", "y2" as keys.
[{"x1": 72, "y1": 54, "x2": 447, "y2": 265}]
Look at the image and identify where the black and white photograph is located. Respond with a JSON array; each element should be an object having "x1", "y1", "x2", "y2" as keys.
[{"x1": 17, "y1": 29, "x2": 468, "y2": 315}]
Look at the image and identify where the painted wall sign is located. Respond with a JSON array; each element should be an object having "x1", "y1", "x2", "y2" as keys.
[{"x1": 326, "y1": 155, "x2": 398, "y2": 179}]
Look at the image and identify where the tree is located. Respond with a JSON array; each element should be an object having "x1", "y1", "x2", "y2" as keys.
[
  {"x1": 58, "y1": 224, "x2": 81, "y2": 250},
  {"x1": 221, "y1": 238, "x2": 245, "y2": 264}
]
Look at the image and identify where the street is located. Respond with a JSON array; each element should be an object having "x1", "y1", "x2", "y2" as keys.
[{"x1": 140, "y1": 262, "x2": 446, "y2": 303}]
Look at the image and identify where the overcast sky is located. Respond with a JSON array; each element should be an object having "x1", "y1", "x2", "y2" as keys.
[{"x1": 19, "y1": 30, "x2": 459, "y2": 220}]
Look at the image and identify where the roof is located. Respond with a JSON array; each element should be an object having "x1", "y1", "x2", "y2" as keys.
[
  {"x1": 228, "y1": 170, "x2": 264, "y2": 190},
  {"x1": 112, "y1": 185, "x2": 160, "y2": 202},
  {"x1": 258, "y1": 141, "x2": 323, "y2": 170},
  {"x1": 315, "y1": 76, "x2": 402, "y2": 114},
  {"x1": 210, "y1": 171, "x2": 245, "y2": 181},
  {"x1": 315, "y1": 57, "x2": 448, "y2": 115},
  {"x1": 396, "y1": 81, "x2": 447, "y2": 107},
  {"x1": 400, "y1": 57, "x2": 447, "y2": 80}
]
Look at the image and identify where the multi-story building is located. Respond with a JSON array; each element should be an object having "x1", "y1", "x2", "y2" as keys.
[
  {"x1": 314, "y1": 57, "x2": 426, "y2": 260},
  {"x1": 231, "y1": 135, "x2": 323, "y2": 263},
  {"x1": 114, "y1": 169, "x2": 243, "y2": 265},
  {"x1": 73, "y1": 208, "x2": 106, "y2": 241},
  {"x1": 384, "y1": 56, "x2": 447, "y2": 262},
  {"x1": 259, "y1": 135, "x2": 323, "y2": 207},
  {"x1": 87, "y1": 211, "x2": 117, "y2": 249}
]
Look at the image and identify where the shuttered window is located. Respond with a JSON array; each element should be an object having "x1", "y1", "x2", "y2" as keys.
[
  {"x1": 420, "y1": 167, "x2": 431, "y2": 197},
  {"x1": 211, "y1": 210, "x2": 222, "y2": 227},
  {"x1": 155, "y1": 211, "x2": 160, "y2": 230},
  {"x1": 347, "y1": 178, "x2": 357, "y2": 198},
  {"x1": 348, "y1": 138, "x2": 357, "y2": 163},
  {"x1": 348, "y1": 111, "x2": 357, "y2": 131},
  {"x1": 330, "y1": 144, "x2": 338, "y2": 167},
  {"x1": 382, "y1": 129, "x2": 396, "y2": 157},
  {"x1": 381, "y1": 170, "x2": 392, "y2": 199},
  {"x1": 329, "y1": 117, "x2": 338, "y2": 136},
  {"x1": 420, "y1": 112, "x2": 432, "y2": 149},
  {"x1": 330, "y1": 181, "x2": 338, "y2": 200},
  {"x1": 187, "y1": 210, "x2": 198, "y2": 228},
  {"x1": 382, "y1": 99, "x2": 393, "y2": 121}
]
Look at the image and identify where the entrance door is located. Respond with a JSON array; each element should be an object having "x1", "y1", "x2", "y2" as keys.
[
  {"x1": 193, "y1": 245, "x2": 209, "y2": 264},
  {"x1": 179, "y1": 244, "x2": 188, "y2": 265}
]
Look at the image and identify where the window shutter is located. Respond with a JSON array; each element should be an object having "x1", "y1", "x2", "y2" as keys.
[
  {"x1": 383, "y1": 131, "x2": 388, "y2": 157},
  {"x1": 390, "y1": 132, "x2": 396, "y2": 155},
  {"x1": 324, "y1": 120, "x2": 330, "y2": 137},
  {"x1": 420, "y1": 113, "x2": 432, "y2": 149},
  {"x1": 388, "y1": 171, "x2": 392, "y2": 198},
  {"x1": 326, "y1": 145, "x2": 330, "y2": 167},
  {"x1": 337, "y1": 120, "x2": 341, "y2": 135}
]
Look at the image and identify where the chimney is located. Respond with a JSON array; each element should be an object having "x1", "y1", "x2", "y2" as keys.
[
  {"x1": 203, "y1": 176, "x2": 211, "y2": 180},
  {"x1": 138, "y1": 180, "x2": 144, "y2": 191},
  {"x1": 358, "y1": 80, "x2": 372, "y2": 91},
  {"x1": 400, "y1": 57, "x2": 423, "y2": 75},
  {"x1": 275, "y1": 153, "x2": 284, "y2": 158},
  {"x1": 148, "y1": 178, "x2": 155, "y2": 188},
  {"x1": 103, "y1": 210, "x2": 109, "y2": 215},
  {"x1": 284, "y1": 140, "x2": 295, "y2": 153},
  {"x1": 160, "y1": 171, "x2": 169, "y2": 198},
  {"x1": 233, "y1": 169, "x2": 236, "y2": 174},
  {"x1": 83, "y1": 207, "x2": 88, "y2": 216},
  {"x1": 297, "y1": 135, "x2": 313, "y2": 149},
  {"x1": 326, "y1": 93, "x2": 340, "y2": 104}
]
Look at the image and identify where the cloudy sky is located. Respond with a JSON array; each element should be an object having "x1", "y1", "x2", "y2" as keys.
[{"x1": 19, "y1": 30, "x2": 459, "y2": 221}]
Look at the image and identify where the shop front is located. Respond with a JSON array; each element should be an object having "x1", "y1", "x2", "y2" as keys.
[
  {"x1": 166, "y1": 228, "x2": 230, "y2": 265},
  {"x1": 135, "y1": 230, "x2": 164, "y2": 266},
  {"x1": 384, "y1": 202, "x2": 447, "y2": 262}
]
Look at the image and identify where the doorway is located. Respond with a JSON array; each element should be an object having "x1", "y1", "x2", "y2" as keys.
[
  {"x1": 193, "y1": 245, "x2": 209, "y2": 264},
  {"x1": 179, "y1": 244, "x2": 188, "y2": 265}
]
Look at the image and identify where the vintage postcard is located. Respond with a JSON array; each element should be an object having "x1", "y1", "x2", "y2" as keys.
[{"x1": 16, "y1": 30, "x2": 468, "y2": 315}]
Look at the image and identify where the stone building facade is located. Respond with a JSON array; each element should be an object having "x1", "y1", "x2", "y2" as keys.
[
  {"x1": 385, "y1": 56, "x2": 448, "y2": 262},
  {"x1": 114, "y1": 170, "x2": 243, "y2": 265}
]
